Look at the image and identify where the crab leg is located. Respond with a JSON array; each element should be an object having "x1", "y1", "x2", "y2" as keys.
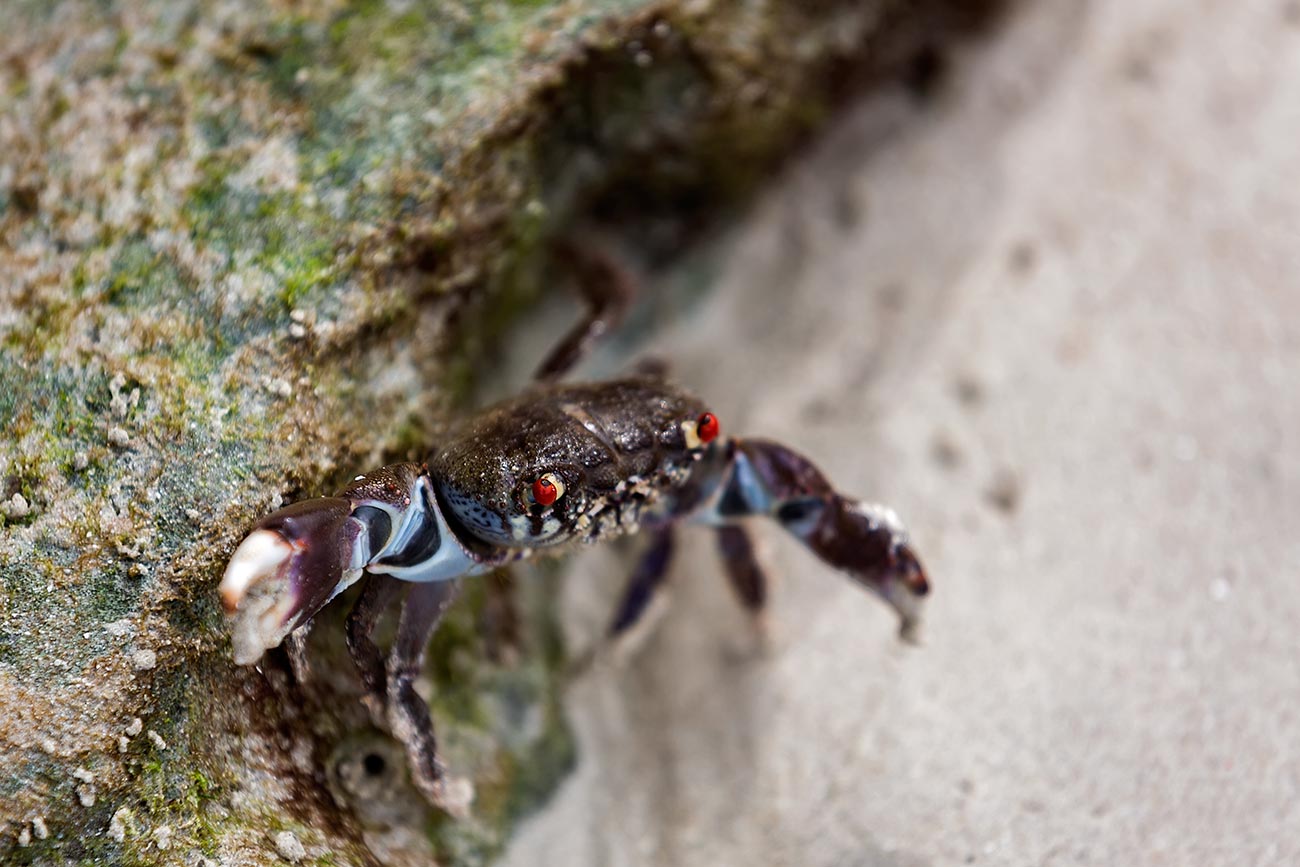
[
  {"x1": 533, "y1": 239, "x2": 637, "y2": 381},
  {"x1": 345, "y1": 575, "x2": 403, "y2": 721},
  {"x1": 607, "y1": 525, "x2": 676, "y2": 639},
  {"x1": 714, "y1": 525, "x2": 768, "y2": 616},
  {"x1": 689, "y1": 438, "x2": 930, "y2": 638},
  {"x1": 219, "y1": 462, "x2": 494, "y2": 666},
  {"x1": 387, "y1": 580, "x2": 467, "y2": 813}
]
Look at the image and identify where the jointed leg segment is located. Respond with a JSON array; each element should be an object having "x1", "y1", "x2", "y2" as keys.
[
  {"x1": 384, "y1": 581, "x2": 463, "y2": 810},
  {"x1": 714, "y1": 525, "x2": 768, "y2": 615},
  {"x1": 534, "y1": 239, "x2": 638, "y2": 381},
  {"x1": 607, "y1": 526, "x2": 676, "y2": 639},
  {"x1": 345, "y1": 575, "x2": 403, "y2": 721}
]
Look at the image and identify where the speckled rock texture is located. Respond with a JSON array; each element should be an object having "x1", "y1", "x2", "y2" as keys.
[{"x1": 0, "y1": 1, "x2": 993, "y2": 864}]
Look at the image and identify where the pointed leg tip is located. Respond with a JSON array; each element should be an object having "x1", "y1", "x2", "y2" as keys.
[
  {"x1": 880, "y1": 567, "x2": 928, "y2": 644},
  {"x1": 434, "y1": 776, "x2": 476, "y2": 820},
  {"x1": 898, "y1": 616, "x2": 923, "y2": 645},
  {"x1": 409, "y1": 769, "x2": 476, "y2": 818}
]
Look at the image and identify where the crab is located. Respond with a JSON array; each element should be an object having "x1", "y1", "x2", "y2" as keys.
[{"x1": 219, "y1": 249, "x2": 930, "y2": 815}]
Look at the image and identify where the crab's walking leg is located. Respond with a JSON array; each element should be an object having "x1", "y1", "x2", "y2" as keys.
[
  {"x1": 284, "y1": 623, "x2": 315, "y2": 685},
  {"x1": 346, "y1": 575, "x2": 403, "y2": 721},
  {"x1": 690, "y1": 438, "x2": 930, "y2": 638},
  {"x1": 607, "y1": 526, "x2": 676, "y2": 640},
  {"x1": 387, "y1": 581, "x2": 468, "y2": 813},
  {"x1": 533, "y1": 239, "x2": 637, "y2": 381},
  {"x1": 714, "y1": 526, "x2": 768, "y2": 616}
]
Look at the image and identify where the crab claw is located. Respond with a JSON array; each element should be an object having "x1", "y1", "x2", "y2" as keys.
[
  {"x1": 691, "y1": 437, "x2": 930, "y2": 638},
  {"x1": 806, "y1": 496, "x2": 930, "y2": 641},
  {"x1": 220, "y1": 497, "x2": 363, "y2": 665}
]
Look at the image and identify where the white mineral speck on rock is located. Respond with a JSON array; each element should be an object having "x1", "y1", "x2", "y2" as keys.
[
  {"x1": 109, "y1": 373, "x2": 128, "y2": 416},
  {"x1": 17, "y1": 827, "x2": 29, "y2": 847},
  {"x1": 265, "y1": 377, "x2": 292, "y2": 397},
  {"x1": 290, "y1": 735, "x2": 314, "y2": 772},
  {"x1": 72, "y1": 768, "x2": 94, "y2": 784},
  {"x1": 73, "y1": 451, "x2": 89, "y2": 470},
  {"x1": 109, "y1": 808, "x2": 130, "y2": 841},
  {"x1": 227, "y1": 136, "x2": 300, "y2": 194},
  {"x1": 77, "y1": 784, "x2": 96, "y2": 807},
  {"x1": 148, "y1": 730, "x2": 168, "y2": 750},
  {"x1": 154, "y1": 825, "x2": 172, "y2": 850},
  {"x1": 274, "y1": 830, "x2": 306, "y2": 862},
  {"x1": 131, "y1": 648, "x2": 157, "y2": 670},
  {"x1": 108, "y1": 427, "x2": 131, "y2": 448},
  {"x1": 105, "y1": 618, "x2": 135, "y2": 638},
  {"x1": 126, "y1": 717, "x2": 143, "y2": 736},
  {"x1": 3, "y1": 492, "x2": 30, "y2": 519},
  {"x1": 108, "y1": 374, "x2": 141, "y2": 419},
  {"x1": 32, "y1": 817, "x2": 48, "y2": 840}
]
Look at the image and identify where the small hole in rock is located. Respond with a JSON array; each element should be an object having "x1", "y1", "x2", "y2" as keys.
[{"x1": 363, "y1": 753, "x2": 387, "y2": 776}]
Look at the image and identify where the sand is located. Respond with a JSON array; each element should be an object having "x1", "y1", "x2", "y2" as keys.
[{"x1": 498, "y1": 2, "x2": 1300, "y2": 864}]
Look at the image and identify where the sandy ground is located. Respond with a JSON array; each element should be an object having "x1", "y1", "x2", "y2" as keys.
[{"x1": 496, "y1": 2, "x2": 1300, "y2": 865}]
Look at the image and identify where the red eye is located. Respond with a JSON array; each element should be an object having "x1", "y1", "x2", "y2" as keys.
[
  {"x1": 532, "y1": 476, "x2": 560, "y2": 506},
  {"x1": 697, "y1": 412, "x2": 720, "y2": 444}
]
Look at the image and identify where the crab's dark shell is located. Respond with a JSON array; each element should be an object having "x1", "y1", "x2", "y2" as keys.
[{"x1": 429, "y1": 375, "x2": 711, "y2": 548}]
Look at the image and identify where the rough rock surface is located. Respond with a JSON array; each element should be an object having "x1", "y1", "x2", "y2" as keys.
[
  {"x1": 497, "y1": 1, "x2": 1300, "y2": 865},
  {"x1": 0, "y1": 0, "x2": 993, "y2": 864}
]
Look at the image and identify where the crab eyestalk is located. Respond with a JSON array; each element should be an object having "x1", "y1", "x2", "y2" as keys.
[{"x1": 691, "y1": 437, "x2": 930, "y2": 637}]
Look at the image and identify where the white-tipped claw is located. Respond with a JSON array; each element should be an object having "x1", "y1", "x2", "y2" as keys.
[
  {"x1": 220, "y1": 530, "x2": 301, "y2": 665},
  {"x1": 882, "y1": 578, "x2": 925, "y2": 645},
  {"x1": 219, "y1": 530, "x2": 293, "y2": 613}
]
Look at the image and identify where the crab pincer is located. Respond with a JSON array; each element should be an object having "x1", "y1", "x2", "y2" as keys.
[
  {"x1": 220, "y1": 463, "x2": 494, "y2": 667},
  {"x1": 690, "y1": 437, "x2": 930, "y2": 639},
  {"x1": 220, "y1": 497, "x2": 363, "y2": 666}
]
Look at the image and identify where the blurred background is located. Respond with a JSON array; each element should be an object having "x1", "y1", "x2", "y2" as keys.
[{"x1": 497, "y1": 2, "x2": 1299, "y2": 865}]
